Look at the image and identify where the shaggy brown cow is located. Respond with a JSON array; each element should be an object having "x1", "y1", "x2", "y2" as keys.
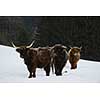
[
  {"x1": 68, "y1": 47, "x2": 82, "y2": 69},
  {"x1": 50, "y1": 44, "x2": 68, "y2": 76},
  {"x1": 12, "y1": 42, "x2": 51, "y2": 78}
]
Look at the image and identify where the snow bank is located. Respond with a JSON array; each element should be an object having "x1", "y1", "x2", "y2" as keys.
[{"x1": 0, "y1": 45, "x2": 100, "y2": 83}]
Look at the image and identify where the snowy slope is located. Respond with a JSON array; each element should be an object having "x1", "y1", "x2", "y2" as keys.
[{"x1": 0, "y1": 45, "x2": 100, "y2": 83}]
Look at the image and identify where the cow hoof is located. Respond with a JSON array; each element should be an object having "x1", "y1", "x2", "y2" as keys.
[
  {"x1": 56, "y1": 73, "x2": 62, "y2": 76},
  {"x1": 56, "y1": 75, "x2": 62, "y2": 76},
  {"x1": 32, "y1": 75, "x2": 36, "y2": 78},
  {"x1": 46, "y1": 74, "x2": 50, "y2": 76},
  {"x1": 28, "y1": 76, "x2": 32, "y2": 78}
]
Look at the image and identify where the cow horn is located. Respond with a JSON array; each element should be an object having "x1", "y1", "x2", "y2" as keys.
[
  {"x1": 69, "y1": 46, "x2": 72, "y2": 49},
  {"x1": 26, "y1": 41, "x2": 35, "y2": 48},
  {"x1": 11, "y1": 42, "x2": 20, "y2": 49},
  {"x1": 80, "y1": 46, "x2": 82, "y2": 49},
  {"x1": 62, "y1": 45, "x2": 67, "y2": 49}
]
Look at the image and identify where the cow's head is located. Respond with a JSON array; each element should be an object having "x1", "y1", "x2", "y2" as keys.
[
  {"x1": 11, "y1": 41, "x2": 35, "y2": 58},
  {"x1": 69, "y1": 47, "x2": 82, "y2": 56},
  {"x1": 51, "y1": 44, "x2": 67, "y2": 57},
  {"x1": 50, "y1": 44, "x2": 68, "y2": 76}
]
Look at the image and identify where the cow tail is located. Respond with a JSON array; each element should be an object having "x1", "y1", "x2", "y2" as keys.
[{"x1": 50, "y1": 58, "x2": 54, "y2": 74}]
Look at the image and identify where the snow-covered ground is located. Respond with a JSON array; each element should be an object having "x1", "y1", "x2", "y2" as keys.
[{"x1": 0, "y1": 45, "x2": 100, "y2": 83}]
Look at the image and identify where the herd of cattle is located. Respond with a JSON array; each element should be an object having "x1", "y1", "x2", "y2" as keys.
[{"x1": 11, "y1": 41, "x2": 81, "y2": 78}]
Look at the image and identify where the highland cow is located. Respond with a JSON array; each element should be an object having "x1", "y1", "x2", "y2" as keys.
[
  {"x1": 68, "y1": 47, "x2": 82, "y2": 69},
  {"x1": 50, "y1": 44, "x2": 68, "y2": 76},
  {"x1": 12, "y1": 41, "x2": 51, "y2": 78}
]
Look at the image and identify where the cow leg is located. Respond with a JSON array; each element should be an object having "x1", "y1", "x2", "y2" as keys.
[
  {"x1": 31, "y1": 66, "x2": 36, "y2": 78},
  {"x1": 44, "y1": 65, "x2": 50, "y2": 76},
  {"x1": 32, "y1": 69, "x2": 36, "y2": 78},
  {"x1": 27, "y1": 66, "x2": 33, "y2": 78},
  {"x1": 28, "y1": 70, "x2": 33, "y2": 78},
  {"x1": 55, "y1": 67, "x2": 62, "y2": 76},
  {"x1": 28, "y1": 73, "x2": 33, "y2": 78},
  {"x1": 75, "y1": 64, "x2": 77, "y2": 69}
]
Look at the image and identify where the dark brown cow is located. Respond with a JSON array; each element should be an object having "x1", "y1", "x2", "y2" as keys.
[
  {"x1": 68, "y1": 47, "x2": 81, "y2": 69},
  {"x1": 50, "y1": 44, "x2": 68, "y2": 76},
  {"x1": 12, "y1": 42, "x2": 51, "y2": 78}
]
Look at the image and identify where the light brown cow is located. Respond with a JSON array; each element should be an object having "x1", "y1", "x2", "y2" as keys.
[{"x1": 68, "y1": 47, "x2": 82, "y2": 69}]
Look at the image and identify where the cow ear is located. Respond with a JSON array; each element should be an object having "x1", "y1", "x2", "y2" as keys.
[
  {"x1": 16, "y1": 48, "x2": 21, "y2": 53},
  {"x1": 78, "y1": 46, "x2": 82, "y2": 52}
]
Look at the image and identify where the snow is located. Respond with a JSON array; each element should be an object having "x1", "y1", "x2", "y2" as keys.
[{"x1": 0, "y1": 45, "x2": 100, "y2": 83}]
